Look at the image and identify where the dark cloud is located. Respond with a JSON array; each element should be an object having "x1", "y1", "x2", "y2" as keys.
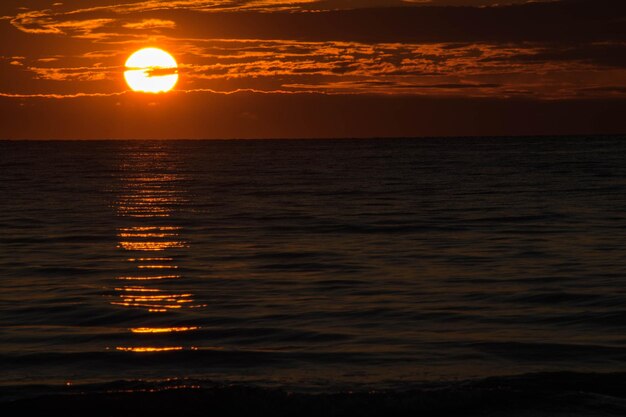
[
  {"x1": 481, "y1": 43, "x2": 626, "y2": 69},
  {"x1": 83, "y1": 0, "x2": 626, "y2": 44}
]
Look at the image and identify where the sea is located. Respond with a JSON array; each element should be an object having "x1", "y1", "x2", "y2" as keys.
[{"x1": 1, "y1": 136, "x2": 626, "y2": 414}]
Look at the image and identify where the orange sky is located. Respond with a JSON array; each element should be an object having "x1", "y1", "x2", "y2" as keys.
[{"x1": 1, "y1": 0, "x2": 625, "y2": 138}]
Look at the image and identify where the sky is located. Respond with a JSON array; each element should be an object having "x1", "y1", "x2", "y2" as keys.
[{"x1": 1, "y1": 0, "x2": 625, "y2": 139}]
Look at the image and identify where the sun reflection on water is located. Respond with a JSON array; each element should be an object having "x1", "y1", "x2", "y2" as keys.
[
  {"x1": 117, "y1": 275, "x2": 181, "y2": 281},
  {"x1": 116, "y1": 347, "x2": 184, "y2": 352},
  {"x1": 130, "y1": 327, "x2": 199, "y2": 334},
  {"x1": 112, "y1": 145, "x2": 200, "y2": 352}
]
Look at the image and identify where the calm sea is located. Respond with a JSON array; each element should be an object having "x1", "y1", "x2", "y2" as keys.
[{"x1": 1, "y1": 137, "x2": 626, "y2": 393}]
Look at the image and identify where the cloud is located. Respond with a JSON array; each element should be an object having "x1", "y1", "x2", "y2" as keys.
[
  {"x1": 1, "y1": 37, "x2": 624, "y2": 99},
  {"x1": 25, "y1": 65, "x2": 119, "y2": 82},
  {"x1": 8, "y1": 0, "x2": 320, "y2": 37},
  {"x1": 0, "y1": 0, "x2": 624, "y2": 100},
  {"x1": 167, "y1": 39, "x2": 626, "y2": 98},
  {"x1": 123, "y1": 19, "x2": 177, "y2": 30},
  {"x1": 0, "y1": 91, "x2": 125, "y2": 99},
  {"x1": 11, "y1": 12, "x2": 114, "y2": 36}
]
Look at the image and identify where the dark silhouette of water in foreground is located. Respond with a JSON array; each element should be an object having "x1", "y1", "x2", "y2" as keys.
[{"x1": 1, "y1": 137, "x2": 626, "y2": 414}]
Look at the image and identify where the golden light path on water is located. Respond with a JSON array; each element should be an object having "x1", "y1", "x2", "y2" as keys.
[
  {"x1": 116, "y1": 347, "x2": 185, "y2": 352},
  {"x1": 112, "y1": 145, "x2": 201, "y2": 351},
  {"x1": 130, "y1": 327, "x2": 199, "y2": 334}
]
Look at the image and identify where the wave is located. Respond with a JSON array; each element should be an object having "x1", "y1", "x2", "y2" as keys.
[{"x1": 2, "y1": 372, "x2": 626, "y2": 416}]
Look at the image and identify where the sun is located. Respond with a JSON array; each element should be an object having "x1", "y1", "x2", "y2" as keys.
[{"x1": 124, "y1": 48, "x2": 178, "y2": 93}]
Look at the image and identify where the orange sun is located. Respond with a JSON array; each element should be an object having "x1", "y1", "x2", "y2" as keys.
[{"x1": 124, "y1": 48, "x2": 178, "y2": 93}]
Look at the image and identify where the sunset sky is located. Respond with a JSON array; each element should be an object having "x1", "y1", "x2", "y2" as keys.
[{"x1": 1, "y1": 0, "x2": 625, "y2": 139}]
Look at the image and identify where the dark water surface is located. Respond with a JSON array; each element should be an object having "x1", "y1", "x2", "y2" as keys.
[{"x1": 1, "y1": 137, "x2": 626, "y2": 394}]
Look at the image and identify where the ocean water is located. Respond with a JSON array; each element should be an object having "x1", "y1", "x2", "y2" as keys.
[{"x1": 1, "y1": 137, "x2": 626, "y2": 397}]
